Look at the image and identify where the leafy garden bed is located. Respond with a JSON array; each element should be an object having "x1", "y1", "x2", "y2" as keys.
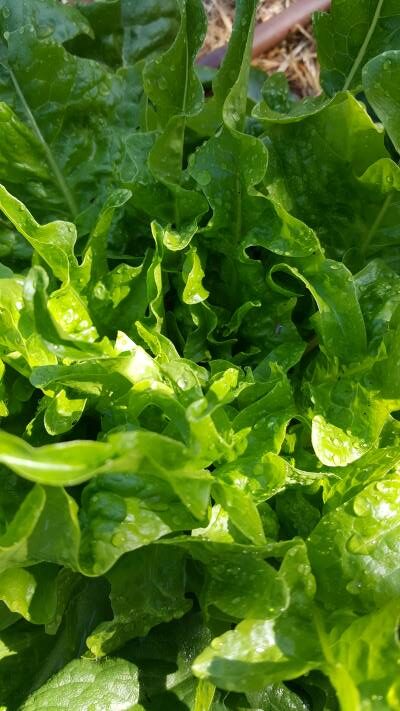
[{"x1": 0, "y1": 0, "x2": 400, "y2": 709}]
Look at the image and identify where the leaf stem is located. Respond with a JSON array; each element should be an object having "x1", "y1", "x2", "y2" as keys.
[
  {"x1": 8, "y1": 67, "x2": 78, "y2": 218},
  {"x1": 361, "y1": 191, "x2": 394, "y2": 256},
  {"x1": 343, "y1": 0, "x2": 384, "y2": 91},
  {"x1": 313, "y1": 608, "x2": 335, "y2": 665}
]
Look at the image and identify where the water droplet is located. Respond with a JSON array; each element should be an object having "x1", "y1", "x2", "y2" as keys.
[
  {"x1": 63, "y1": 307, "x2": 76, "y2": 325},
  {"x1": 196, "y1": 170, "x2": 211, "y2": 186},
  {"x1": 93, "y1": 282, "x2": 107, "y2": 300},
  {"x1": 375, "y1": 481, "x2": 393, "y2": 494},
  {"x1": 346, "y1": 579, "x2": 363, "y2": 595},
  {"x1": 37, "y1": 24, "x2": 54, "y2": 39},
  {"x1": 111, "y1": 532, "x2": 126, "y2": 547},
  {"x1": 353, "y1": 494, "x2": 370, "y2": 517},
  {"x1": 158, "y1": 76, "x2": 167, "y2": 89},
  {"x1": 297, "y1": 564, "x2": 309, "y2": 575},
  {"x1": 2, "y1": 6, "x2": 10, "y2": 18},
  {"x1": 346, "y1": 534, "x2": 371, "y2": 555},
  {"x1": 150, "y1": 501, "x2": 169, "y2": 512}
]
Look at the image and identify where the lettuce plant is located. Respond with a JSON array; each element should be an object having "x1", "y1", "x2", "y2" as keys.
[{"x1": 0, "y1": 0, "x2": 400, "y2": 708}]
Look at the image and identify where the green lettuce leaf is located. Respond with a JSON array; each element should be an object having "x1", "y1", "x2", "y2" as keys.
[
  {"x1": 363, "y1": 50, "x2": 400, "y2": 153},
  {"x1": 20, "y1": 657, "x2": 140, "y2": 710},
  {"x1": 314, "y1": 0, "x2": 400, "y2": 94},
  {"x1": 0, "y1": 0, "x2": 399, "y2": 708}
]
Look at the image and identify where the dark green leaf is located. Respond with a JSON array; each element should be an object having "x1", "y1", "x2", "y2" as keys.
[{"x1": 314, "y1": 0, "x2": 400, "y2": 94}]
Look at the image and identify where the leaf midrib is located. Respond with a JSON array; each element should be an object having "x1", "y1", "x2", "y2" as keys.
[
  {"x1": 6, "y1": 65, "x2": 78, "y2": 218},
  {"x1": 343, "y1": 0, "x2": 385, "y2": 91}
]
